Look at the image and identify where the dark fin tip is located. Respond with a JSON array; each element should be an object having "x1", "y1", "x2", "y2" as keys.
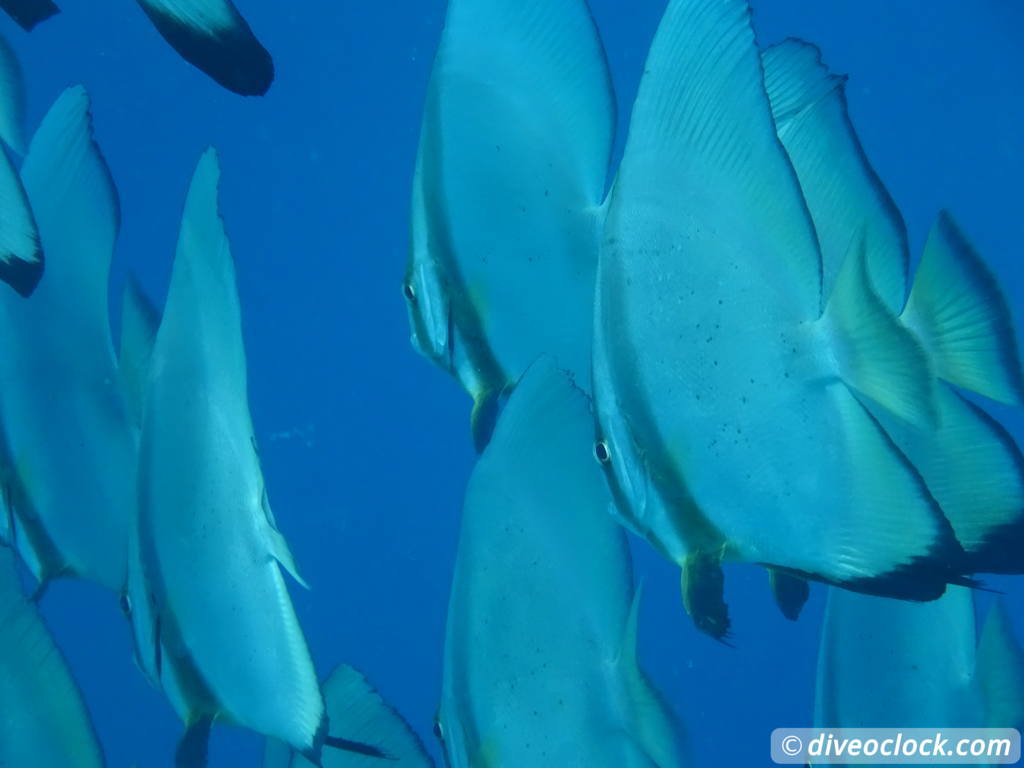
[
  {"x1": 768, "y1": 569, "x2": 810, "y2": 621},
  {"x1": 175, "y1": 716, "x2": 213, "y2": 768},
  {"x1": 0, "y1": 246, "x2": 44, "y2": 297},
  {"x1": 137, "y1": 4, "x2": 274, "y2": 95},
  {"x1": 681, "y1": 551, "x2": 732, "y2": 642},
  {"x1": 0, "y1": 0, "x2": 59, "y2": 31}
]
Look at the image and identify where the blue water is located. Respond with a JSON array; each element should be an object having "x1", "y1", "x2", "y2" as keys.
[{"x1": 6, "y1": 1, "x2": 1023, "y2": 765}]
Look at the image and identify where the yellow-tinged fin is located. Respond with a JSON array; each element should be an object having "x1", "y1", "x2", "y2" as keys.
[
  {"x1": 977, "y1": 598, "x2": 1024, "y2": 730},
  {"x1": 902, "y1": 211, "x2": 1024, "y2": 405},
  {"x1": 823, "y1": 235, "x2": 938, "y2": 428}
]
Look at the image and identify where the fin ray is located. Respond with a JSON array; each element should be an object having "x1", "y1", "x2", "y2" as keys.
[
  {"x1": 824, "y1": 236, "x2": 938, "y2": 428},
  {"x1": 902, "y1": 211, "x2": 1024, "y2": 405},
  {"x1": 762, "y1": 38, "x2": 908, "y2": 311},
  {"x1": 615, "y1": 0, "x2": 822, "y2": 314}
]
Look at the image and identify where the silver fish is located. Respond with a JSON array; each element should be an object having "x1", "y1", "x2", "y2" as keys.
[
  {"x1": 404, "y1": 0, "x2": 615, "y2": 450},
  {"x1": 439, "y1": 357, "x2": 685, "y2": 767},
  {"x1": 593, "y1": 0, "x2": 967, "y2": 639},
  {"x1": 136, "y1": 148, "x2": 322, "y2": 762}
]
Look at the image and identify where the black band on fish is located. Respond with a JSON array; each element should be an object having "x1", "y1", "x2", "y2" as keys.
[{"x1": 324, "y1": 734, "x2": 392, "y2": 760}]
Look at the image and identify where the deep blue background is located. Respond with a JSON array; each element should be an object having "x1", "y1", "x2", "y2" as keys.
[{"x1": 3, "y1": 1, "x2": 1022, "y2": 766}]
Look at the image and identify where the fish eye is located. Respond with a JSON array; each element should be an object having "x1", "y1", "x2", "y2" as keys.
[
  {"x1": 433, "y1": 718, "x2": 445, "y2": 742},
  {"x1": 594, "y1": 439, "x2": 612, "y2": 465},
  {"x1": 119, "y1": 593, "x2": 132, "y2": 617},
  {"x1": 403, "y1": 282, "x2": 416, "y2": 302}
]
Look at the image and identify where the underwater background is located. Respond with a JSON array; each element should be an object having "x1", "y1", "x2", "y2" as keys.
[{"x1": 6, "y1": 0, "x2": 1023, "y2": 765}]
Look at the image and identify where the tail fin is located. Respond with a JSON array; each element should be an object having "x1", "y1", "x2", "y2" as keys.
[
  {"x1": 977, "y1": 598, "x2": 1024, "y2": 729},
  {"x1": 823, "y1": 235, "x2": 938, "y2": 428},
  {"x1": 133, "y1": 0, "x2": 273, "y2": 95},
  {"x1": 902, "y1": 211, "x2": 1024, "y2": 405},
  {"x1": 318, "y1": 664, "x2": 434, "y2": 766}
]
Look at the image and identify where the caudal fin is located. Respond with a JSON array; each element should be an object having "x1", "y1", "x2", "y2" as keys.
[
  {"x1": 317, "y1": 663, "x2": 434, "y2": 766},
  {"x1": 902, "y1": 211, "x2": 1024, "y2": 406}
]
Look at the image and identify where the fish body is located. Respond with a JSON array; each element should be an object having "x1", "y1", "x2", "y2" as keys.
[
  {"x1": 405, "y1": 0, "x2": 615, "y2": 447},
  {"x1": 439, "y1": 358, "x2": 684, "y2": 767},
  {"x1": 763, "y1": 38, "x2": 1024, "y2": 576},
  {"x1": 0, "y1": 86, "x2": 135, "y2": 592},
  {"x1": 593, "y1": 0, "x2": 966, "y2": 640},
  {"x1": 137, "y1": 148, "x2": 322, "y2": 759}
]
